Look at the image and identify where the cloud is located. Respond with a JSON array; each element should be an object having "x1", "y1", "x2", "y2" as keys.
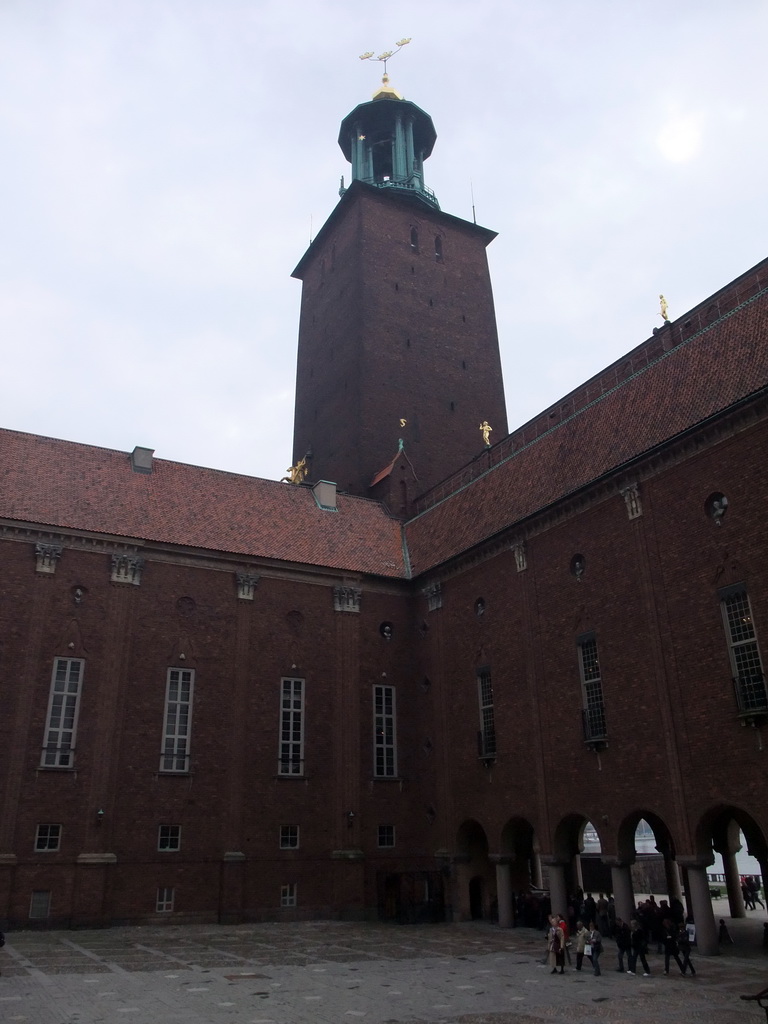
[{"x1": 656, "y1": 110, "x2": 705, "y2": 163}]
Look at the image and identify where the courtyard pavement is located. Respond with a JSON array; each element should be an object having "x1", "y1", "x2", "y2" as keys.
[{"x1": 0, "y1": 911, "x2": 767, "y2": 1024}]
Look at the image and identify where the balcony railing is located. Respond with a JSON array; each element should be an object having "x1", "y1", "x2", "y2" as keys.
[
  {"x1": 582, "y1": 706, "x2": 608, "y2": 747},
  {"x1": 734, "y1": 671, "x2": 768, "y2": 720},
  {"x1": 477, "y1": 729, "x2": 496, "y2": 760}
]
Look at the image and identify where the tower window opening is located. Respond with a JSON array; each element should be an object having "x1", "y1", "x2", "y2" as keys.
[
  {"x1": 372, "y1": 133, "x2": 394, "y2": 183},
  {"x1": 410, "y1": 227, "x2": 419, "y2": 252},
  {"x1": 435, "y1": 236, "x2": 443, "y2": 261}
]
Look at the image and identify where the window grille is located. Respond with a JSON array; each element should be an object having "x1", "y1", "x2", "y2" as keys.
[
  {"x1": 579, "y1": 637, "x2": 607, "y2": 743},
  {"x1": 158, "y1": 825, "x2": 181, "y2": 851},
  {"x1": 280, "y1": 883, "x2": 297, "y2": 907},
  {"x1": 160, "y1": 669, "x2": 194, "y2": 772},
  {"x1": 378, "y1": 824, "x2": 395, "y2": 848},
  {"x1": 721, "y1": 588, "x2": 768, "y2": 716},
  {"x1": 477, "y1": 668, "x2": 496, "y2": 757},
  {"x1": 373, "y1": 685, "x2": 397, "y2": 777},
  {"x1": 278, "y1": 678, "x2": 305, "y2": 775},
  {"x1": 41, "y1": 658, "x2": 84, "y2": 767},
  {"x1": 35, "y1": 824, "x2": 62, "y2": 852},
  {"x1": 280, "y1": 825, "x2": 299, "y2": 849},
  {"x1": 156, "y1": 887, "x2": 174, "y2": 912},
  {"x1": 29, "y1": 890, "x2": 51, "y2": 919}
]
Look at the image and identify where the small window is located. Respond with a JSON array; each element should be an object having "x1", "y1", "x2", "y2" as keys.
[
  {"x1": 378, "y1": 824, "x2": 395, "y2": 848},
  {"x1": 434, "y1": 236, "x2": 443, "y2": 261},
  {"x1": 35, "y1": 824, "x2": 61, "y2": 852},
  {"x1": 156, "y1": 886, "x2": 175, "y2": 912},
  {"x1": 280, "y1": 825, "x2": 300, "y2": 849},
  {"x1": 158, "y1": 825, "x2": 181, "y2": 851},
  {"x1": 29, "y1": 890, "x2": 51, "y2": 919},
  {"x1": 410, "y1": 227, "x2": 419, "y2": 251},
  {"x1": 280, "y1": 883, "x2": 297, "y2": 907}
]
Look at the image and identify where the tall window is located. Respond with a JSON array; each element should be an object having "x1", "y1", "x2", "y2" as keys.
[
  {"x1": 156, "y1": 887, "x2": 174, "y2": 912},
  {"x1": 41, "y1": 658, "x2": 84, "y2": 767},
  {"x1": 477, "y1": 668, "x2": 496, "y2": 757},
  {"x1": 579, "y1": 635, "x2": 607, "y2": 742},
  {"x1": 721, "y1": 586, "x2": 767, "y2": 715},
  {"x1": 278, "y1": 678, "x2": 304, "y2": 775},
  {"x1": 280, "y1": 882, "x2": 297, "y2": 907},
  {"x1": 160, "y1": 668, "x2": 194, "y2": 772},
  {"x1": 373, "y1": 685, "x2": 397, "y2": 777}
]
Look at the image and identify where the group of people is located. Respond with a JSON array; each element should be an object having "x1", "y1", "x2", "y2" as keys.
[
  {"x1": 742, "y1": 875, "x2": 766, "y2": 910},
  {"x1": 545, "y1": 889, "x2": 697, "y2": 979}
]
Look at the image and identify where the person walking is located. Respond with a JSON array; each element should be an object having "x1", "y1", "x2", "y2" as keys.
[
  {"x1": 627, "y1": 919, "x2": 651, "y2": 976},
  {"x1": 678, "y1": 924, "x2": 696, "y2": 976},
  {"x1": 661, "y1": 918, "x2": 685, "y2": 975},
  {"x1": 587, "y1": 920, "x2": 603, "y2": 976},
  {"x1": 557, "y1": 914, "x2": 572, "y2": 966},
  {"x1": 547, "y1": 915, "x2": 566, "y2": 974},
  {"x1": 574, "y1": 920, "x2": 588, "y2": 971},
  {"x1": 614, "y1": 917, "x2": 631, "y2": 972}
]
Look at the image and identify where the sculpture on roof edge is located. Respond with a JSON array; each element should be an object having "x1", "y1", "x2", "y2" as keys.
[
  {"x1": 659, "y1": 294, "x2": 670, "y2": 321},
  {"x1": 281, "y1": 455, "x2": 309, "y2": 484},
  {"x1": 480, "y1": 421, "x2": 493, "y2": 447}
]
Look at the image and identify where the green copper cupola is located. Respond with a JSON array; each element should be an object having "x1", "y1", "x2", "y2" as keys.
[{"x1": 338, "y1": 77, "x2": 439, "y2": 209}]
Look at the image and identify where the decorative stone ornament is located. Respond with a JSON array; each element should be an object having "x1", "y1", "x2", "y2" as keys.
[
  {"x1": 423, "y1": 582, "x2": 442, "y2": 611},
  {"x1": 111, "y1": 554, "x2": 144, "y2": 586},
  {"x1": 512, "y1": 541, "x2": 527, "y2": 572},
  {"x1": 236, "y1": 573, "x2": 260, "y2": 601},
  {"x1": 620, "y1": 482, "x2": 643, "y2": 520},
  {"x1": 35, "y1": 543, "x2": 62, "y2": 574},
  {"x1": 334, "y1": 585, "x2": 362, "y2": 613}
]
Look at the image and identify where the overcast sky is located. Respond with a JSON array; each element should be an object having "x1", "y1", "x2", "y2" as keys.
[{"x1": 1, "y1": 1, "x2": 766, "y2": 483}]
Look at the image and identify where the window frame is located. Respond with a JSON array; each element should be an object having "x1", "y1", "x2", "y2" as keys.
[
  {"x1": 278, "y1": 677, "x2": 305, "y2": 776},
  {"x1": 280, "y1": 882, "x2": 297, "y2": 907},
  {"x1": 158, "y1": 824, "x2": 182, "y2": 852},
  {"x1": 29, "y1": 890, "x2": 52, "y2": 919},
  {"x1": 41, "y1": 657, "x2": 84, "y2": 768},
  {"x1": 377, "y1": 824, "x2": 395, "y2": 848},
  {"x1": 279, "y1": 825, "x2": 300, "y2": 849},
  {"x1": 373, "y1": 684, "x2": 397, "y2": 778},
  {"x1": 578, "y1": 633, "x2": 607, "y2": 744},
  {"x1": 156, "y1": 886, "x2": 175, "y2": 912},
  {"x1": 159, "y1": 668, "x2": 194, "y2": 773},
  {"x1": 34, "y1": 824, "x2": 62, "y2": 852},
  {"x1": 477, "y1": 666, "x2": 496, "y2": 758},
  {"x1": 720, "y1": 585, "x2": 768, "y2": 717}
]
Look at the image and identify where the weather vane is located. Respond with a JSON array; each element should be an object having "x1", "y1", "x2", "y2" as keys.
[{"x1": 359, "y1": 38, "x2": 412, "y2": 78}]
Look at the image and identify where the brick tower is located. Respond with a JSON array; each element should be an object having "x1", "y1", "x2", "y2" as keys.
[{"x1": 291, "y1": 74, "x2": 507, "y2": 508}]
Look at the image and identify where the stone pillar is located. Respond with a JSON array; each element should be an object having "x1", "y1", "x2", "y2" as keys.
[
  {"x1": 678, "y1": 859, "x2": 719, "y2": 956},
  {"x1": 571, "y1": 853, "x2": 584, "y2": 890},
  {"x1": 531, "y1": 851, "x2": 543, "y2": 889},
  {"x1": 722, "y1": 850, "x2": 746, "y2": 918},
  {"x1": 493, "y1": 858, "x2": 513, "y2": 928},
  {"x1": 605, "y1": 859, "x2": 635, "y2": 924},
  {"x1": 663, "y1": 854, "x2": 684, "y2": 903},
  {"x1": 542, "y1": 859, "x2": 568, "y2": 918}
]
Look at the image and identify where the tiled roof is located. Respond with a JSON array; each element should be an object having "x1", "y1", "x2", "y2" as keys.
[
  {"x1": 0, "y1": 431, "x2": 408, "y2": 579},
  {"x1": 404, "y1": 274, "x2": 768, "y2": 575}
]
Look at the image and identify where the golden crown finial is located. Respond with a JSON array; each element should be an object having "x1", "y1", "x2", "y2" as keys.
[{"x1": 359, "y1": 37, "x2": 411, "y2": 80}]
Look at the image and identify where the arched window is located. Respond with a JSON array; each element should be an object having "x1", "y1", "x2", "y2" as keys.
[{"x1": 435, "y1": 236, "x2": 443, "y2": 261}]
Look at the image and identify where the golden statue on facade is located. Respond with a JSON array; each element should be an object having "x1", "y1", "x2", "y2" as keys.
[
  {"x1": 480, "y1": 421, "x2": 493, "y2": 447},
  {"x1": 281, "y1": 455, "x2": 308, "y2": 484},
  {"x1": 659, "y1": 294, "x2": 670, "y2": 321}
]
